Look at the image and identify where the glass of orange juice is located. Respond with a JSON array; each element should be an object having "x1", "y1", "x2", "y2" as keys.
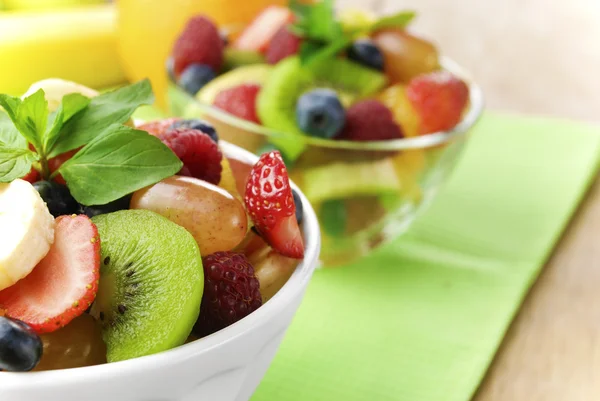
[{"x1": 116, "y1": 0, "x2": 287, "y2": 108}]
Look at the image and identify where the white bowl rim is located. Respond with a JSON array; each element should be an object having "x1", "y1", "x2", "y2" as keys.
[{"x1": 0, "y1": 142, "x2": 321, "y2": 387}]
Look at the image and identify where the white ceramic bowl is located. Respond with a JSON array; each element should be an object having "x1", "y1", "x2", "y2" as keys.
[{"x1": 0, "y1": 142, "x2": 321, "y2": 401}]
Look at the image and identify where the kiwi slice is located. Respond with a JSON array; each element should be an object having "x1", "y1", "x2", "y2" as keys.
[
  {"x1": 222, "y1": 48, "x2": 266, "y2": 72},
  {"x1": 256, "y1": 56, "x2": 387, "y2": 159},
  {"x1": 90, "y1": 210, "x2": 204, "y2": 363},
  {"x1": 196, "y1": 64, "x2": 272, "y2": 105},
  {"x1": 257, "y1": 56, "x2": 387, "y2": 135},
  {"x1": 301, "y1": 158, "x2": 401, "y2": 204}
]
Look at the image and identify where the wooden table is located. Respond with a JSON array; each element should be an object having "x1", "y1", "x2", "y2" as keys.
[{"x1": 337, "y1": 0, "x2": 600, "y2": 399}]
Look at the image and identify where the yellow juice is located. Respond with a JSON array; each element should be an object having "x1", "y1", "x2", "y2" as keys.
[{"x1": 116, "y1": 0, "x2": 287, "y2": 109}]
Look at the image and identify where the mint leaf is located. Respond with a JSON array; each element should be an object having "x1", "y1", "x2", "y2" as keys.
[
  {"x1": 50, "y1": 79, "x2": 154, "y2": 158},
  {"x1": 15, "y1": 89, "x2": 48, "y2": 152},
  {"x1": 0, "y1": 145, "x2": 36, "y2": 182},
  {"x1": 292, "y1": 0, "x2": 343, "y2": 42},
  {"x1": 58, "y1": 125, "x2": 182, "y2": 205},
  {"x1": 0, "y1": 112, "x2": 26, "y2": 149},
  {"x1": 44, "y1": 93, "x2": 90, "y2": 155},
  {"x1": 0, "y1": 94, "x2": 22, "y2": 122},
  {"x1": 301, "y1": 36, "x2": 353, "y2": 66},
  {"x1": 307, "y1": 0, "x2": 341, "y2": 42},
  {"x1": 371, "y1": 11, "x2": 416, "y2": 31}
]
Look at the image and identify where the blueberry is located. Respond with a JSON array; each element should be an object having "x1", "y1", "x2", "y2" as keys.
[
  {"x1": 32, "y1": 180, "x2": 79, "y2": 217},
  {"x1": 292, "y1": 189, "x2": 303, "y2": 225},
  {"x1": 169, "y1": 119, "x2": 219, "y2": 143},
  {"x1": 296, "y1": 89, "x2": 346, "y2": 139},
  {"x1": 0, "y1": 317, "x2": 42, "y2": 372},
  {"x1": 178, "y1": 63, "x2": 216, "y2": 95},
  {"x1": 166, "y1": 57, "x2": 176, "y2": 83},
  {"x1": 347, "y1": 39, "x2": 385, "y2": 71},
  {"x1": 80, "y1": 195, "x2": 132, "y2": 218}
]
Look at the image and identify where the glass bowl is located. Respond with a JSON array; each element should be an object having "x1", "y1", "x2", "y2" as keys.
[{"x1": 168, "y1": 57, "x2": 484, "y2": 266}]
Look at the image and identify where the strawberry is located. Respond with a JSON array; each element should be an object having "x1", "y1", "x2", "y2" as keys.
[
  {"x1": 47, "y1": 149, "x2": 78, "y2": 185},
  {"x1": 336, "y1": 100, "x2": 404, "y2": 141},
  {"x1": 158, "y1": 128, "x2": 223, "y2": 185},
  {"x1": 406, "y1": 71, "x2": 469, "y2": 134},
  {"x1": 193, "y1": 251, "x2": 262, "y2": 337},
  {"x1": 213, "y1": 84, "x2": 261, "y2": 124},
  {"x1": 21, "y1": 167, "x2": 40, "y2": 184},
  {"x1": 137, "y1": 118, "x2": 180, "y2": 137},
  {"x1": 266, "y1": 24, "x2": 302, "y2": 64},
  {"x1": 0, "y1": 215, "x2": 100, "y2": 334},
  {"x1": 233, "y1": 6, "x2": 294, "y2": 53},
  {"x1": 244, "y1": 151, "x2": 304, "y2": 259},
  {"x1": 172, "y1": 16, "x2": 224, "y2": 77}
]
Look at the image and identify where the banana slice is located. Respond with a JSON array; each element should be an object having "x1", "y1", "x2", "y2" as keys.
[
  {"x1": 23, "y1": 78, "x2": 99, "y2": 111},
  {"x1": 0, "y1": 179, "x2": 55, "y2": 291}
]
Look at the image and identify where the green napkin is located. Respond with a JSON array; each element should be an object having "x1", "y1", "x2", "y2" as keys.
[{"x1": 251, "y1": 112, "x2": 600, "y2": 401}]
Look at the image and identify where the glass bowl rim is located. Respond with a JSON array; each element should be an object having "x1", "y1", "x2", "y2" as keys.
[{"x1": 172, "y1": 56, "x2": 484, "y2": 151}]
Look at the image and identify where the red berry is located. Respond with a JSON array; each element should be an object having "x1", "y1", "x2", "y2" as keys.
[
  {"x1": 172, "y1": 15, "x2": 224, "y2": 77},
  {"x1": 159, "y1": 128, "x2": 223, "y2": 185},
  {"x1": 266, "y1": 24, "x2": 301, "y2": 64},
  {"x1": 21, "y1": 167, "x2": 40, "y2": 183},
  {"x1": 0, "y1": 215, "x2": 100, "y2": 334},
  {"x1": 337, "y1": 100, "x2": 404, "y2": 141},
  {"x1": 406, "y1": 71, "x2": 469, "y2": 134},
  {"x1": 244, "y1": 151, "x2": 304, "y2": 259},
  {"x1": 194, "y1": 252, "x2": 262, "y2": 337},
  {"x1": 213, "y1": 84, "x2": 261, "y2": 124},
  {"x1": 48, "y1": 149, "x2": 78, "y2": 185},
  {"x1": 137, "y1": 118, "x2": 180, "y2": 137},
  {"x1": 233, "y1": 6, "x2": 294, "y2": 53}
]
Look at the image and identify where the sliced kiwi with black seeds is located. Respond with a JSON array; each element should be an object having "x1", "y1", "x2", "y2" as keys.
[
  {"x1": 90, "y1": 210, "x2": 204, "y2": 363},
  {"x1": 256, "y1": 56, "x2": 387, "y2": 159}
]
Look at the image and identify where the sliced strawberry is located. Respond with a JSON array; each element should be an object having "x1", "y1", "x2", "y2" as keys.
[
  {"x1": 406, "y1": 71, "x2": 469, "y2": 134},
  {"x1": 0, "y1": 215, "x2": 100, "y2": 334},
  {"x1": 21, "y1": 167, "x2": 40, "y2": 184},
  {"x1": 47, "y1": 149, "x2": 78, "y2": 185},
  {"x1": 244, "y1": 151, "x2": 304, "y2": 259},
  {"x1": 213, "y1": 84, "x2": 262, "y2": 124},
  {"x1": 233, "y1": 6, "x2": 294, "y2": 53}
]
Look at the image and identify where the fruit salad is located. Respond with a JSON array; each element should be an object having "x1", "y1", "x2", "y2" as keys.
[
  {"x1": 0, "y1": 79, "x2": 305, "y2": 372},
  {"x1": 166, "y1": 1, "x2": 481, "y2": 265}
]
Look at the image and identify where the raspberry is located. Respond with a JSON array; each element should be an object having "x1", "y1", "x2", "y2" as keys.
[
  {"x1": 213, "y1": 84, "x2": 261, "y2": 124},
  {"x1": 193, "y1": 252, "x2": 262, "y2": 337},
  {"x1": 266, "y1": 24, "x2": 302, "y2": 64},
  {"x1": 158, "y1": 128, "x2": 223, "y2": 185},
  {"x1": 336, "y1": 100, "x2": 404, "y2": 141},
  {"x1": 406, "y1": 71, "x2": 469, "y2": 134},
  {"x1": 172, "y1": 16, "x2": 224, "y2": 77}
]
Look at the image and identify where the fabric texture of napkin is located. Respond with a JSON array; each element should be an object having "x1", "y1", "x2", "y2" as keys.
[{"x1": 251, "y1": 112, "x2": 600, "y2": 401}]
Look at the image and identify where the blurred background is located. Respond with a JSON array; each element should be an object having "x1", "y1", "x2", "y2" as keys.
[{"x1": 1, "y1": 0, "x2": 598, "y2": 121}]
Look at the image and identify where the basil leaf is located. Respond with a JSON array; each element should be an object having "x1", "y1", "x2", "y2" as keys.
[
  {"x1": 371, "y1": 11, "x2": 416, "y2": 31},
  {"x1": 0, "y1": 94, "x2": 22, "y2": 122},
  {"x1": 0, "y1": 112, "x2": 26, "y2": 149},
  {"x1": 301, "y1": 36, "x2": 353, "y2": 66},
  {"x1": 58, "y1": 125, "x2": 182, "y2": 205},
  {"x1": 15, "y1": 89, "x2": 48, "y2": 152},
  {"x1": 50, "y1": 79, "x2": 154, "y2": 158},
  {"x1": 44, "y1": 93, "x2": 91, "y2": 155},
  {"x1": 0, "y1": 145, "x2": 36, "y2": 183}
]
